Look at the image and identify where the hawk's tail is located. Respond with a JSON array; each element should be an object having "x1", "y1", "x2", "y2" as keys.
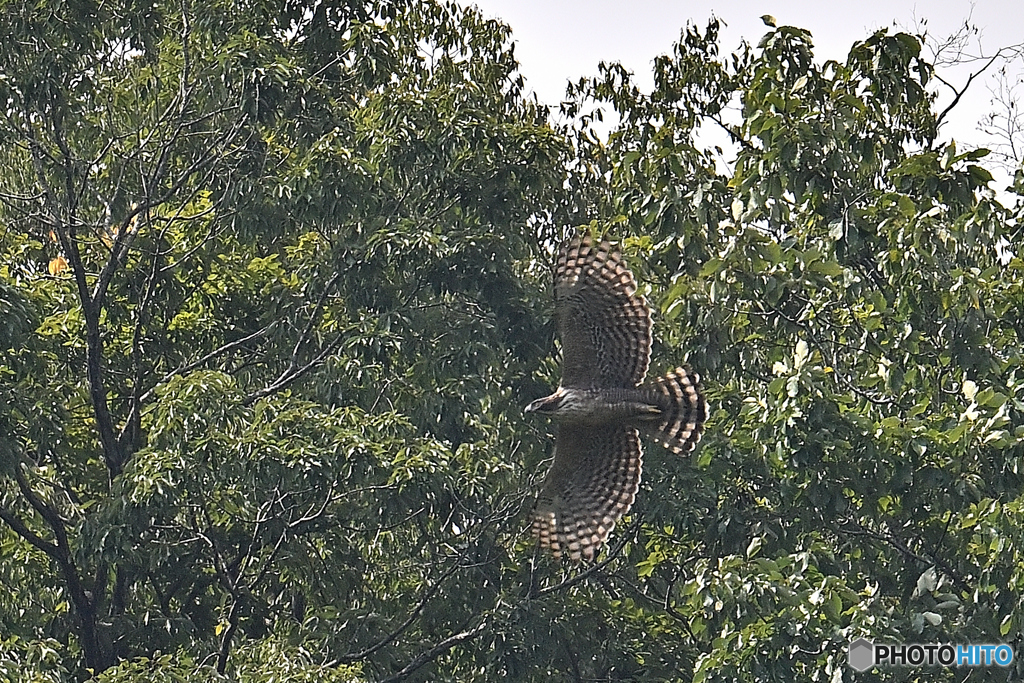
[{"x1": 645, "y1": 366, "x2": 708, "y2": 453}]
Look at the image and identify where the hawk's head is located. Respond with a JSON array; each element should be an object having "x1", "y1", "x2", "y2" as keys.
[{"x1": 524, "y1": 390, "x2": 567, "y2": 416}]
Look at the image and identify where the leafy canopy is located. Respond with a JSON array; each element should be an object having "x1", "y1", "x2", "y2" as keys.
[{"x1": 1, "y1": 2, "x2": 1023, "y2": 681}]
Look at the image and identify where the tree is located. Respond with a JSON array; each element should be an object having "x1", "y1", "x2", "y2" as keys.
[
  {"x1": 3, "y1": 3, "x2": 1024, "y2": 682},
  {"x1": 1, "y1": 0, "x2": 565, "y2": 679},
  {"x1": 919, "y1": 16, "x2": 1024, "y2": 175},
  {"x1": 563, "y1": 18, "x2": 1024, "y2": 681}
]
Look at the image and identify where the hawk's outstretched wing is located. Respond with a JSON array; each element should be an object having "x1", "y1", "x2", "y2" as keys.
[
  {"x1": 528, "y1": 234, "x2": 707, "y2": 562},
  {"x1": 532, "y1": 423, "x2": 642, "y2": 562},
  {"x1": 555, "y1": 236, "x2": 652, "y2": 389}
]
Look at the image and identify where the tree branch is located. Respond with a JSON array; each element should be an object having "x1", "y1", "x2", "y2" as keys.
[
  {"x1": 244, "y1": 272, "x2": 344, "y2": 405},
  {"x1": 140, "y1": 322, "x2": 277, "y2": 404},
  {"x1": 378, "y1": 621, "x2": 487, "y2": 683},
  {"x1": 0, "y1": 505, "x2": 58, "y2": 558},
  {"x1": 838, "y1": 520, "x2": 973, "y2": 595},
  {"x1": 332, "y1": 554, "x2": 468, "y2": 665}
]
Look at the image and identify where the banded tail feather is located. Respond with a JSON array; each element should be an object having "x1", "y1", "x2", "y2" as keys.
[{"x1": 646, "y1": 366, "x2": 707, "y2": 453}]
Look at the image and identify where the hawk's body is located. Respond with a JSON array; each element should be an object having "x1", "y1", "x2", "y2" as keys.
[{"x1": 526, "y1": 236, "x2": 707, "y2": 561}]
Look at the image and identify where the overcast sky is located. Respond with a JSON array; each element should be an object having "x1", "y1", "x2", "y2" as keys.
[{"x1": 468, "y1": 0, "x2": 1023, "y2": 166}]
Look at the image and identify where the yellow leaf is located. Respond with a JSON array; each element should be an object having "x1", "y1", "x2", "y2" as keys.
[{"x1": 48, "y1": 255, "x2": 68, "y2": 275}]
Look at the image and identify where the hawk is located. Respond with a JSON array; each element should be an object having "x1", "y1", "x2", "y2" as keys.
[{"x1": 525, "y1": 235, "x2": 708, "y2": 561}]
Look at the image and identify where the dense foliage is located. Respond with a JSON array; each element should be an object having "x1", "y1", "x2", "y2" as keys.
[{"x1": 1, "y1": 1, "x2": 1023, "y2": 681}]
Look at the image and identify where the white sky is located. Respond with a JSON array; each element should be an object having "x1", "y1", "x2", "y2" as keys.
[{"x1": 469, "y1": 0, "x2": 1024, "y2": 177}]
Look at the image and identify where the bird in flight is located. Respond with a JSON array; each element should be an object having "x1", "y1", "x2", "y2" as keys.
[{"x1": 525, "y1": 234, "x2": 708, "y2": 561}]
